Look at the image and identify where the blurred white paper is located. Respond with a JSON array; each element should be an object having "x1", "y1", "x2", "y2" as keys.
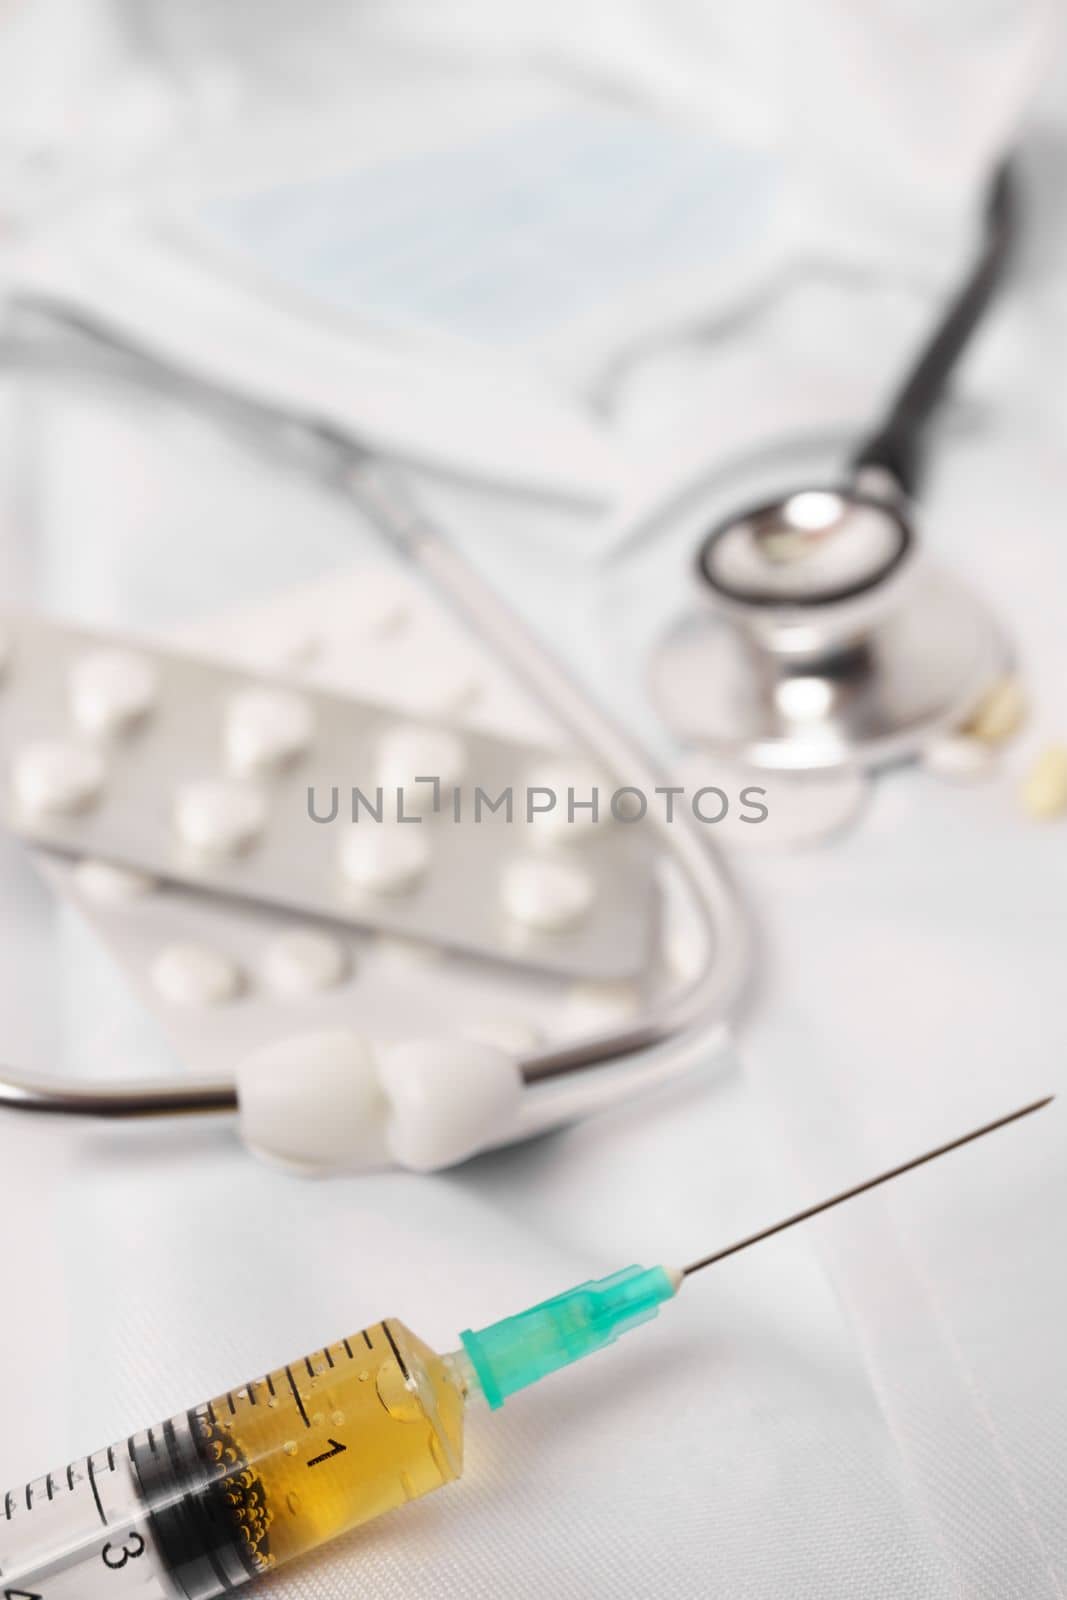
[
  {"x1": 3, "y1": 0, "x2": 1063, "y2": 503},
  {"x1": 5, "y1": 76, "x2": 783, "y2": 503}
]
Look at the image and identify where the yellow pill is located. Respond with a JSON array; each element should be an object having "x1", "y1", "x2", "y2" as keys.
[
  {"x1": 1021, "y1": 744, "x2": 1067, "y2": 820},
  {"x1": 963, "y1": 676, "x2": 1027, "y2": 746}
]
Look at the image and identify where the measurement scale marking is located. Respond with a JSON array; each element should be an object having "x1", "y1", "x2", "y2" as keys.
[
  {"x1": 86, "y1": 1456, "x2": 106, "y2": 1526},
  {"x1": 382, "y1": 1321, "x2": 411, "y2": 1383},
  {"x1": 285, "y1": 1367, "x2": 311, "y2": 1429}
]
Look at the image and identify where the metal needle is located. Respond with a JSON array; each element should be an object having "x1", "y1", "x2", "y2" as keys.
[{"x1": 682, "y1": 1095, "x2": 1053, "y2": 1277}]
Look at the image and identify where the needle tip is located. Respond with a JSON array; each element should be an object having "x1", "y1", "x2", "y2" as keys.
[{"x1": 679, "y1": 1092, "x2": 1055, "y2": 1280}]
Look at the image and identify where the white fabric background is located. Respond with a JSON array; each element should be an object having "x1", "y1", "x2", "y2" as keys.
[
  {"x1": 2, "y1": 6, "x2": 1067, "y2": 1597},
  {"x1": 2, "y1": 295, "x2": 1066, "y2": 1594}
]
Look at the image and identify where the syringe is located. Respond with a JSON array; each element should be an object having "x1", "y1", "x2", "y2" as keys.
[{"x1": 0, "y1": 1096, "x2": 1048, "y2": 1598}]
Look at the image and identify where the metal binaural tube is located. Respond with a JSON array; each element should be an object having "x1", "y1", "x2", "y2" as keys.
[
  {"x1": 348, "y1": 461, "x2": 751, "y2": 1087},
  {"x1": 0, "y1": 1073, "x2": 238, "y2": 1118}
]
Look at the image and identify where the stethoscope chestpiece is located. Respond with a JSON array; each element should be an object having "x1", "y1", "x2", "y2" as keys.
[
  {"x1": 652, "y1": 479, "x2": 1010, "y2": 773},
  {"x1": 698, "y1": 483, "x2": 913, "y2": 613}
]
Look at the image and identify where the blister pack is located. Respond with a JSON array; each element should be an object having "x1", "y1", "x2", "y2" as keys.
[
  {"x1": 0, "y1": 610, "x2": 659, "y2": 982},
  {"x1": 8, "y1": 564, "x2": 678, "y2": 1099}
]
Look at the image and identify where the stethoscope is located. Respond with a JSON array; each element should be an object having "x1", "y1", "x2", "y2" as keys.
[
  {"x1": 0, "y1": 159, "x2": 1018, "y2": 1168},
  {"x1": 653, "y1": 160, "x2": 1017, "y2": 771}
]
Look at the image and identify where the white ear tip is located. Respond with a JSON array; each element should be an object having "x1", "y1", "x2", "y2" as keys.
[
  {"x1": 236, "y1": 1030, "x2": 389, "y2": 1173},
  {"x1": 235, "y1": 1032, "x2": 524, "y2": 1175},
  {"x1": 377, "y1": 1038, "x2": 523, "y2": 1172}
]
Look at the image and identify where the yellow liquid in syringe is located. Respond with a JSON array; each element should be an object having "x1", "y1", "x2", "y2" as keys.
[
  {"x1": 0, "y1": 1317, "x2": 469, "y2": 1599},
  {"x1": 195, "y1": 1319, "x2": 468, "y2": 1578}
]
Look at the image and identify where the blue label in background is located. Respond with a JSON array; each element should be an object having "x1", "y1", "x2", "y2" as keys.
[{"x1": 200, "y1": 105, "x2": 777, "y2": 346}]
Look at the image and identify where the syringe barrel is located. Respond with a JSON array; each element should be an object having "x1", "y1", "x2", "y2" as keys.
[{"x1": 0, "y1": 1319, "x2": 466, "y2": 1597}]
